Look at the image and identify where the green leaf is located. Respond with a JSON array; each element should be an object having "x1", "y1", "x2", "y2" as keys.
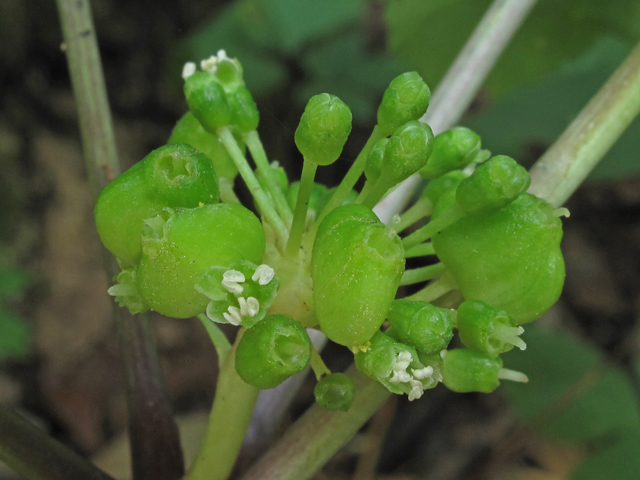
[
  {"x1": 0, "y1": 263, "x2": 28, "y2": 298},
  {"x1": 0, "y1": 309, "x2": 30, "y2": 361},
  {"x1": 568, "y1": 430, "x2": 640, "y2": 480},
  {"x1": 501, "y1": 326, "x2": 640, "y2": 442}
]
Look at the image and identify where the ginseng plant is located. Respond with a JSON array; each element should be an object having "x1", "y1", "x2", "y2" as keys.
[{"x1": 1, "y1": 1, "x2": 639, "y2": 480}]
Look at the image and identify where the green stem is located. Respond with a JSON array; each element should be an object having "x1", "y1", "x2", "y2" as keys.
[
  {"x1": 396, "y1": 197, "x2": 432, "y2": 232},
  {"x1": 361, "y1": 178, "x2": 392, "y2": 209},
  {"x1": 528, "y1": 41, "x2": 640, "y2": 207},
  {"x1": 219, "y1": 178, "x2": 241, "y2": 204},
  {"x1": 185, "y1": 330, "x2": 260, "y2": 480},
  {"x1": 0, "y1": 404, "x2": 115, "y2": 480},
  {"x1": 310, "y1": 346, "x2": 331, "y2": 381},
  {"x1": 286, "y1": 160, "x2": 318, "y2": 256},
  {"x1": 239, "y1": 366, "x2": 390, "y2": 480},
  {"x1": 244, "y1": 131, "x2": 294, "y2": 224},
  {"x1": 407, "y1": 274, "x2": 457, "y2": 303},
  {"x1": 198, "y1": 315, "x2": 231, "y2": 366},
  {"x1": 404, "y1": 242, "x2": 436, "y2": 258},
  {"x1": 402, "y1": 203, "x2": 465, "y2": 250},
  {"x1": 355, "y1": 178, "x2": 375, "y2": 204},
  {"x1": 218, "y1": 126, "x2": 289, "y2": 247},
  {"x1": 400, "y1": 262, "x2": 446, "y2": 286},
  {"x1": 313, "y1": 125, "x2": 386, "y2": 227}
]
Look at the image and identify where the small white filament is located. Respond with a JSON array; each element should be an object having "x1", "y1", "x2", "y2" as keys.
[{"x1": 223, "y1": 306, "x2": 243, "y2": 326}]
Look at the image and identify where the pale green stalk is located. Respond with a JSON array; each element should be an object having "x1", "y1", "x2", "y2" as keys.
[
  {"x1": 286, "y1": 160, "x2": 319, "y2": 256},
  {"x1": 197, "y1": 315, "x2": 231, "y2": 366},
  {"x1": 400, "y1": 262, "x2": 446, "y2": 286},
  {"x1": 185, "y1": 330, "x2": 260, "y2": 480},
  {"x1": 528, "y1": 41, "x2": 640, "y2": 206}
]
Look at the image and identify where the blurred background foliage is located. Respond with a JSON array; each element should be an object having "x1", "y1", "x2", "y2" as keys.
[{"x1": 1, "y1": 0, "x2": 640, "y2": 479}]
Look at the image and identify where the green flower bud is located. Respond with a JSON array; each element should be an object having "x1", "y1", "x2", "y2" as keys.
[
  {"x1": 184, "y1": 72, "x2": 231, "y2": 132},
  {"x1": 235, "y1": 314, "x2": 311, "y2": 389},
  {"x1": 456, "y1": 155, "x2": 530, "y2": 216},
  {"x1": 377, "y1": 72, "x2": 431, "y2": 136},
  {"x1": 419, "y1": 127, "x2": 489, "y2": 179},
  {"x1": 442, "y1": 349, "x2": 502, "y2": 393},
  {"x1": 422, "y1": 170, "x2": 467, "y2": 206},
  {"x1": 94, "y1": 144, "x2": 219, "y2": 268},
  {"x1": 135, "y1": 204, "x2": 265, "y2": 318},
  {"x1": 195, "y1": 261, "x2": 279, "y2": 329},
  {"x1": 432, "y1": 193, "x2": 565, "y2": 324},
  {"x1": 387, "y1": 299, "x2": 454, "y2": 355},
  {"x1": 227, "y1": 85, "x2": 260, "y2": 133},
  {"x1": 314, "y1": 373, "x2": 355, "y2": 412},
  {"x1": 168, "y1": 112, "x2": 239, "y2": 181},
  {"x1": 355, "y1": 332, "x2": 440, "y2": 400},
  {"x1": 456, "y1": 300, "x2": 525, "y2": 357},
  {"x1": 295, "y1": 94, "x2": 353, "y2": 166},
  {"x1": 381, "y1": 121, "x2": 434, "y2": 186},
  {"x1": 312, "y1": 205, "x2": 405, "y2": 346},
  {"x1": 364, "y1": 138, "x2": 388, "y2": 183}
]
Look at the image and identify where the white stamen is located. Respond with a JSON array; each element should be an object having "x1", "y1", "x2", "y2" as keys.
[
  {"x1": 245, "y1": 297, "x2": 260, "y2": 317},
  {"x1": 252, "y1": 264, "x2": 275, "y2": 285},
  {"x1": 223, "y1": 306, "x2": 243, "y2": 325},
  {"x1": 408, "y1": 379, "x2": 425, "y2": 401},
  {"x1": 390, "y1": 370, "x2": 412, "y2": 384},
  {"x1": 222, "y1": 269, "x2": 245, "y2": 294},
  {"x1": 181, "y1": 62, "x2": 196, "y2": 80},
  {"x1": 200, "y1": 50, "x2": 230, "y2": 74},
  {"x1": 412, "y1": 366, "x2": 434, "y2": 380}
]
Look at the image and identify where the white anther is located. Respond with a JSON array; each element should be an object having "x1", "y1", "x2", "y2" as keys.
[
  {"x1": 182, "y1": 62, "x2": 197, "y2": 80},
  {"x1": 390, "y1": 370, "x2": 412, "y2": 384},
  {"x1": 237, "y1": 297, "x2": 260, "y2": 317},
  {"x1": 222, "y1": 269, "x2": 245, "y2": 294},
  {"x1": 252, "y1": 264, "x2": 275, "y2": 285},
  {"x1": 412, "y1": 366, "x2": 434, "y2": 380},
  {"x1": 223, "y1": 306, "x2": 243, "y2": 325},
  {"x1": 245, "y1": 297, "x2": 260, "y2": 317},
  {"x1": 200, "y1": 50, "x2": 230, "y2": 74},
  {"x1": 408, "y1": 379, "x2": 425, "y2": 401},
  {"x1": 216, "y1": 49, "x2": 228, "y2": 60}
]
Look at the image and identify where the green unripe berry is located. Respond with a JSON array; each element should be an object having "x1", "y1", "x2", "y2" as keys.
[
  {"x1": 456, "y1": 300, "x2": 525, "y2": 357},
  {"x1": 377, "y1": 72, "x2": 431, "y2": 136},
  {"x1": 295, "y1": 94, "x2": 353, "y2": 166},
  {"x1": 423, "y1": 170, "x2": 467, "y2": 206},
  {"x1": 381, "y1": 121, "x2": 434, "y2": 186},
  {"x1": 94, "y1": 144, "x2": 219, "y2": 268},
  {"x1": 184, "y1": 72, "x2": 231, "y2": 132},
  {"x1": 168, "y1": 112, "x2": 239, "y2": 181},
  {"x1": 432, "y1": 193, "x2": 564, "y2": 324},
  {"x1": 364, "y1": 138, "x2": 388, "y2": 183},
  {"x1": 312, "y1": 204, "x2": 405, "y2": 346},
  {"x1": 387, "y1": 299, "x2": 454, "y2": 355},
  {"x1": 314, "y1": 373, "x2": 355, "y2": 412},
  {"x1": 135, "y1": 204, "x2": 265, "y2": 319},
  {"x1": 456, "y1": 155, "x2": 530, "y2": 216},
  {"x1": 419, "y1": 127, "x2": 488, "y2": 179},
  {"x1": 442, "y1": 349, "x2": 502, "y2": 393},
  {"x1": 235, "y1": 315, "x2": 311, "y2": 389}
]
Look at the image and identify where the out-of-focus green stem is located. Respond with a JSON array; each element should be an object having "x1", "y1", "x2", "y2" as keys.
[
  {"x1": 56, "y1": 1, "x2": 184, "y2": 479},
  {"x1": 528, "y1": 41, "x2": 640, "y2": 206},
  {"x1": 0, "y1": 404, "x2": 115, "y2": 480},
  {"x1": 240, "y1": 366, "x2": 390, "y2": 480}
]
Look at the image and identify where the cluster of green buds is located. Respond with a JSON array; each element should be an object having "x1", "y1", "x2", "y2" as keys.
[{"x1": 93, "y1": 51, "x2": 566, "y2": 412}]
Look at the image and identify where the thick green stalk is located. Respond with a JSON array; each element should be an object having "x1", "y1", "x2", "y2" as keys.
[
  {"x1": 198, "y1": 315, "x2": 231, "y2": 366},
  {"x1": 400, "y1": 262, "x2": 446, "y2": 286},
  {"x1": 528, "y1": 41, "x2": 640, "y2": 206},
  {"x1": 186, "y1": 330, "x2": 260, "y2": 480},
  {"x1": 286, "y1": 160, "x2": 318, "y2": 256},
  {"x1": 240, "y1": 366, "x2": 390, "y2": 480},
  {"x1": 0, "y1": 404, "x2": 115, "y2": 480},
  {"x1": 56, "y1": 2, "x2": 184, "y2": 480}
]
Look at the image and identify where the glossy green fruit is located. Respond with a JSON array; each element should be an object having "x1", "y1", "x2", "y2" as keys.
[
  {"x1": 136, "y1": 203, "x2": 265, "y2": 318},
  {"x1": 432, "y1": 193, "x2": 564, "y2": 324},
  {"x1": 442, "y1": 349, "x2": 502, "y2": 393},
  {"x1": 94, "y1": 144, "x2": 219, "y2": 268},
  {"x1": 312, "y1": 204, "x2": 405, "y2": 346}
]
